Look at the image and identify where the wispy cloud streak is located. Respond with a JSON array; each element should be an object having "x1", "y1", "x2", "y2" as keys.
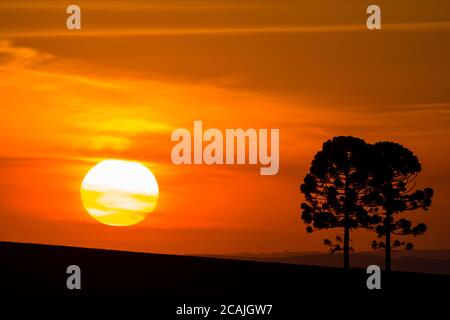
[{"x1": 2, "y1": 21, "x2": 450, "y2": 39}]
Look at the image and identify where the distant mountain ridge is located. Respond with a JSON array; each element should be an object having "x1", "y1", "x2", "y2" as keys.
[{"x1": 208, "y1": 250, "x2": 450, "y2": 275}]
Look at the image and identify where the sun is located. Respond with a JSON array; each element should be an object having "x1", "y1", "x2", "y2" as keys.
[{"x1": 80, "y1": 159, "x2": 159, "y2": 226}]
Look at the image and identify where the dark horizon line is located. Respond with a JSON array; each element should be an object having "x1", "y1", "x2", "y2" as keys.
[{"x1": 1, "y1": 240, "x2": 449, "y2": 257}]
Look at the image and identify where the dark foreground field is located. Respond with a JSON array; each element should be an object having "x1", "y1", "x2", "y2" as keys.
[{"x1": 0, "y1": 241, "x2": 448, "y2": 315}]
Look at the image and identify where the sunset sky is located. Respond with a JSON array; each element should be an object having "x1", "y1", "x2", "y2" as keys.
[{"x1": 0, "y1": 0, "x2": 449, "y2": 254}]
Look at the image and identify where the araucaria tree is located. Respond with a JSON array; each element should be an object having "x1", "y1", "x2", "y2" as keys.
[
  {"x1": 367, "y1": 142, "x2": 433, "y2": 272},
  {"x1": 300, "y1": 136, "x2": 376, "y2": 270}
]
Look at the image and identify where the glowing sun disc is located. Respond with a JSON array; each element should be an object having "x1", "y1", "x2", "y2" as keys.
[{"x1": 81, "y1": 159, "x2": 159, "y2": 226}]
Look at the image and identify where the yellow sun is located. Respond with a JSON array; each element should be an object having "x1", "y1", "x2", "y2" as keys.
[{"x1": 81, "y1": 159, "x2": 159, "y2": 226}]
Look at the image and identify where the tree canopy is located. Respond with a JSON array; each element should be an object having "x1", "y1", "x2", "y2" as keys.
[{"x1": 300, "y1": 137, "x2": 433, "y2": 271}]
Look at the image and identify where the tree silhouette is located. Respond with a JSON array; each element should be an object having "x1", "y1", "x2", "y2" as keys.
[
  {"x1": 367, "y1": 142, "x2": 433, "y2": 272},
  {"x1": 300, "y1": 136, "x2": 376, "y2": 270}
]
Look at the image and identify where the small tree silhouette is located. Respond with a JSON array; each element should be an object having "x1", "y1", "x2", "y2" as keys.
[
  {"x1": 367, "y1": 142, "x2": 433, "y2": 272},
  {"x1": 300, "y1": 136, "x2": 375, "y2": 270}
]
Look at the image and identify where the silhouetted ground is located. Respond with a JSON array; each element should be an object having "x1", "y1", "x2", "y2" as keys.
[{"x1": 0, "y1": 241, "x2": 448, "y2": 315}]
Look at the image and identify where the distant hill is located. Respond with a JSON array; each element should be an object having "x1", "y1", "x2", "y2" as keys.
[
  {"x1": 210, "y1": 250, "x2": 450, "y2": 275},
  {"x1": 0, "y1": 241, "x2": 448, "y2": 314}
]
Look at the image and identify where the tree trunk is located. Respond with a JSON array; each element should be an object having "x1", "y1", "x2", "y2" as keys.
[
  {"x1": 344, "y1": 219, "x2": 350, "y2": 270},
  {"x1": 385, "y1": 211, "x2": 392, "y2": 272},
  {"x1": 343, "y1": 172, "x2": 350, "y2": 271}
]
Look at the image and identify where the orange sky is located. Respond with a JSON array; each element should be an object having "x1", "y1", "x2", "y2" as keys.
[{"x1": 0, "y1": 0, "x2": 449, "y2": 254}]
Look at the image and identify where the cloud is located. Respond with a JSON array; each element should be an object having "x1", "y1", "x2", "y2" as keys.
[
  {"x1": 3, "y1": 21, "x2": 450, "y2": 39},
  {"x1": 0, "y1": 40, "x2": 122, "y2": 89},
  {"x1": 0, "y1": 41, "x2": 304, "y2": 165},
  {"x1": 0, "y1": 0, "x2": 262, "y2": 11},
  {"x1": 0, "y1": 40, "x2": 51, "y2": 67},
  {"x1": 0, "y1": 41, "x2": 176, "y2": 158}
]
